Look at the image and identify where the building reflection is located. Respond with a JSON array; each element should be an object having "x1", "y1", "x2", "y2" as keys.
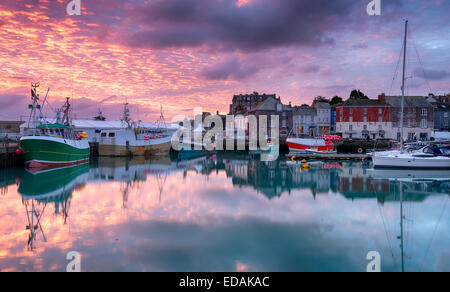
[{"x1": 219, "y1": 154, "x2": 450, "y2": 201}]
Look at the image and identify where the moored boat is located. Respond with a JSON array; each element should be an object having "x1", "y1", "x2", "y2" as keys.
[
  {"x1": 287, "y1": 137, "x2": 337, "y2": 155},
  {"x1": 373, "y1": 146, "x2": 450, "y2": 169},
  {"x1": 372, "y1": 21, "x2": 450, "y2": 170},
  {"x1": 19, "y1": 83, "x2": 90, "y2": 171},
  {"x1": 98, "y1": 103, "x2": 173, "y2": 157}
]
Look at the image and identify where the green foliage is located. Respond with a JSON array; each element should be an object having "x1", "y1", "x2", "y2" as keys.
[
  {"x1": 330, "y1": 96, "x2": 343, "y2": 105},
  {"x1": 349, "y1": 90, "x2": 369, "y2": 100}
]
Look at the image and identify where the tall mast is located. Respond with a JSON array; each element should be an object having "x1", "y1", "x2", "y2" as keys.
[
  {"x1": 400, "y1": 20, "x2": 408, "y2": 144},
  {"x1": 122, "y1": 102, "x2": 131, "y2": 128}
]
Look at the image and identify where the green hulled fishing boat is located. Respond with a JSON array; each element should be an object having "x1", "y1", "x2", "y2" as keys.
[{"x1": 19, "y1": 83, "x2": 90, "y2": 171}]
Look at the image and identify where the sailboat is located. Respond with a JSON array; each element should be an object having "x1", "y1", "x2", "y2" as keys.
[
  {"x1": 19, "y1": 83, "x2": 91, "y2": 171},
  {"x1": 372, "y1": 21, "x2": 450, "y2": 169}
]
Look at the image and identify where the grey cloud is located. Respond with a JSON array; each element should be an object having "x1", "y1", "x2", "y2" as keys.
[{"x1": 123, "y1": 0, "x2": 372, "y2": 52}]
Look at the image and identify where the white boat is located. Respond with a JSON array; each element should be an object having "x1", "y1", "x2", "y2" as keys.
[
  {"x1": 373, "y1": 146, "x2": 450, "y2": 169},
  {"x1": 373, "y1": 20, "x2": 450, "y2": 170},
  {"x1": 98, "y1": 103, "x2": 173, "y2": 157},
  {"x1": 287, "y1": 137, "x2": 337, "y2": 155}
]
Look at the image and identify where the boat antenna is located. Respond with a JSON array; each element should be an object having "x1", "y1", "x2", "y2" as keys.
[
  {"x1": 122, "y1": 101, "x2": 131, "y2": 128},
  {"x1": 28, "y1": 82, "x2": 41, "y2": 133},
  {"x1": 400, "y1": 20, "x2": 408, "y2": 147}
]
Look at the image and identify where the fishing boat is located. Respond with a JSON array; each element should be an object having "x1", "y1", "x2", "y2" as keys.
[
  {"x1": 286, "y1": 137, "x2": 337, "y2": 155},
  {"x1": 19, "y1": 83, "x2": 90, "y2": 171},
  {"x1": 372, "y1": 21, "x2": 450, "y2": 169},
  {"x1": 98, "y1": 103, "x2": 173, "y2": 157}
]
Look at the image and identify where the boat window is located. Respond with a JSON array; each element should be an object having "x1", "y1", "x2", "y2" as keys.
[
  {"x1": 109, "y1": 133, "x2": 115, "y2": 138},
  {"x1": 101, "y1": 133, "x2": 107, "y2": 137}
]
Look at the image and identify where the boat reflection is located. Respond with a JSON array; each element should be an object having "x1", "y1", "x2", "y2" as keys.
[
  {"x1": 0, "y1": 153, "x2": 448, "y2": 271},
  {"x1": 18, "y1": 164, "x2": 89, "y2": 251}
]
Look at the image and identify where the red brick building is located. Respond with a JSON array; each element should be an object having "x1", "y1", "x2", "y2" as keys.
[{"x1": 336, "y1": 98, "x2": 392, "y2": 139}]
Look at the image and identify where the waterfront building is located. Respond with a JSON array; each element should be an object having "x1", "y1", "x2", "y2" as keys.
[
  {"x1": 247, "y1": 95, "x2": 293, "y2": 138},
  {"x1": 336, "y1": 97, "x2": 392, "y2": 139},
  {"x1": 426, "y1": 94, "x2": 450, "y2": 131},
  {"x1": 0, "y1": 121, "x2": 23, "y2": 133},
  {"x1": 292, "y1": 106, "x2": 317, "y2": 136},
  {"x1": 330, "y1": 105, "x2": 341, "y2": 134},
  {"x1": 380, "y1": 94, "x2": 435, "y2": 141},
  {"x1": 229, "y1": 92, "x2": 275, "y2": 115},
  {"x1": 0, "y1": 121, "x2": 24, "y2": 140},
  {"x1": 313, "y1": 102, "x2": 331, "y2": 135}
]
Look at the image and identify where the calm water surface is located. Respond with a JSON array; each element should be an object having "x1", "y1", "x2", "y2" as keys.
[{"x1": 0, "y1": 153, "x2": 449, "y2": 272}]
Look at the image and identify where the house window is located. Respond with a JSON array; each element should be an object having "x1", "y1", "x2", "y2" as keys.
[
  {"x1": 378, "y1": 117, "x2": 382, "y2": 123},
  {"x1": 363, "y1": 125, "x2": 368, "y2": 130},
  {"x1": 421, "y1": 119, "x2": 427, "y2": 129},
  {"x1": 379, "y1": 109, "x2": 383, "y2": 114},
  {"x1": 349, "y1": 125, "x2": 353, "y2": 131},
  {"x1": 101, "y1": 133, "x2": 107, "y2": 137},
  {"x1": 421, "y1": 109, "x2": 427, "y2": 116},
  {"x1": 363, "y1": 117, "x2": 367, "y2": 123},
  {"x1": 364, "y1": 108, "x2": 367, "y2": 115},
  {"x1": 109, "y1": 132, "x2": 116, "y2": 137},
  {"x1": 349, "y1": 109, "x2": 353, "y2": 115},
  {"x1": 349, "y1": 117, "x2": 353, "y2": 123}
]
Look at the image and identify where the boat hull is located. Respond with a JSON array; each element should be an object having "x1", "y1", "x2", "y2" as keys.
[
  {"x1": 373, "y1": 154, "x2": 450, "y2": 169},
  {"x1": 287, "y1": 138, "x2": 336, "y2": 155},
  {"x1": 20, "y1": 136, "x2": 90, "y2": 171},
  {"x1": 99, "y1": 139, "x2": 172, "y2": 157}
]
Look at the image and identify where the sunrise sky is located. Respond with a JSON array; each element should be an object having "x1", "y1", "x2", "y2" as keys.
[{"x1": 0, "y1": 0, "x2": 449, "y2": 122}]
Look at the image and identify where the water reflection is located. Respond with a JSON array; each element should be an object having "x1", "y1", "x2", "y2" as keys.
[{"x1": 0, "y1": 153, "x2": 449, "y2": 272}]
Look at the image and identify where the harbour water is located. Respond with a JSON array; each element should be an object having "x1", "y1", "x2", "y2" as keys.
[{"x1": 0, "y1": 153, "x2": 449, "y2": 272}]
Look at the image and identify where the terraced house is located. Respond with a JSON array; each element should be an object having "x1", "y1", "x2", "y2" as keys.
[
  {"x1": 336, "y1": 97, "x2": 392, "y2": 140},
  {"x1": 381, "y1": 94, "x2": 435, "y2": 141},
  {"x1": 426, "y1": 94, "x2": 450, "y2": 131}
]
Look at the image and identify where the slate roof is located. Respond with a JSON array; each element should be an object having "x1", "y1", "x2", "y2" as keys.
[
  {"x1": 293, "y1": 106, "x2": 316, "y2": 115},
  {"x1": 248, "y1": 96, "x2": 292, "y2": 112},
  {"x1": 385, "y1": 96, "x2": 433, "y2": 108},
  {"x1": 342, "y1": 98, "x2": 389, "y2": 107},
  {"x1": 314, "y1": 102, "x2": 331, "y2": 109}
]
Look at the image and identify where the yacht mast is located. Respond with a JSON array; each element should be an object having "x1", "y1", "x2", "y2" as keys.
[
  {"x1": 400, "y1": 181, "x2": 405, "y2": 272},
  {"x1": 400, "y1": 20, "x2": 408, "y2": 144}
]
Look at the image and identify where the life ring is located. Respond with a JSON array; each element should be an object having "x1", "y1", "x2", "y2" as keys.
[{"x1": 358, "y1": 148, "x2": 364, "y2": 154}]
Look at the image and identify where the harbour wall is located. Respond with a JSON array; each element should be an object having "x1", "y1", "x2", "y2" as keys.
[{"x1": 0, "y1": 143, "x2": 23, "y2": 168}]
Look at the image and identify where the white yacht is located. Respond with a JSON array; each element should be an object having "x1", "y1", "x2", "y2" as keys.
[{"x1": 372, "y1": 20, "x2": 450, "y2": 170}]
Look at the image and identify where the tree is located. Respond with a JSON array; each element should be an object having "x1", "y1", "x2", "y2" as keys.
[
  {"x1": 349, "y1": 90, "x2": 369, "y2": 100},
  {"x1": 313, "y1": 96, "x2": 330, "y2": 103},
  {"x1": 329, "y1": 96, "x2": 343, "y2": 106}
]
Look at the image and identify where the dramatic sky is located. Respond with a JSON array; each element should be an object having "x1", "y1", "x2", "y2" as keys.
[{"x1": 0, "y1": 0, "x2": 449, "y2": 121}]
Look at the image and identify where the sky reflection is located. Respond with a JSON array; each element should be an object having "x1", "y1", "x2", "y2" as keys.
[{"x1": 0, "y1": 154, "x2": 449, "y2": 272}]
